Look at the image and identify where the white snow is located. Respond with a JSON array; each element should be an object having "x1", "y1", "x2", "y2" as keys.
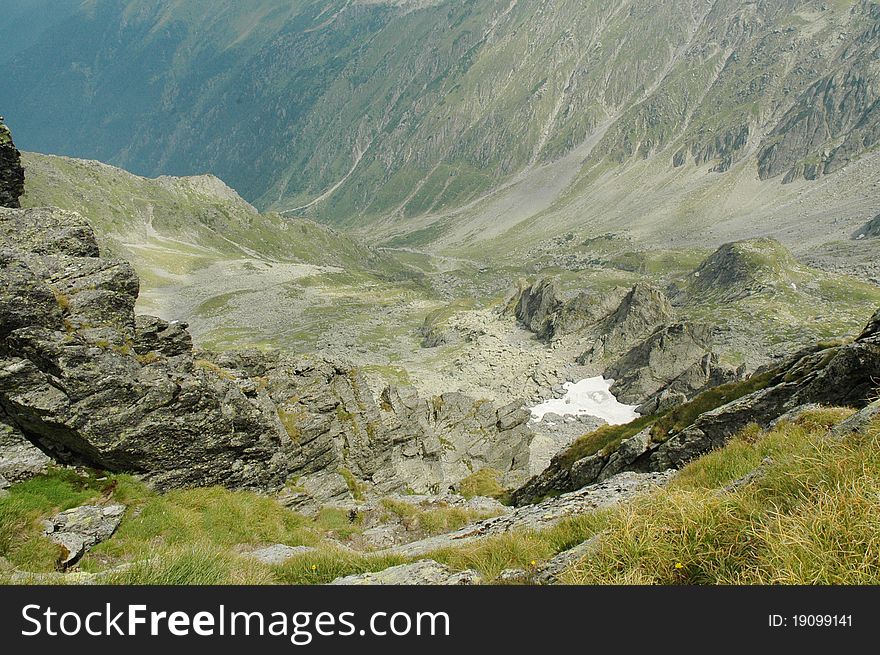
[{"x1": 530, "y1": 377, "x2": 640, "y2": 425}]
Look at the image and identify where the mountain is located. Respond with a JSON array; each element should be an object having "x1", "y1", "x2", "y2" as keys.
[
  {"x1": 2, "y1": 0, "x2": 879, "y2": 244},
  {"x1": 18, "y1": 150, "x2": 427, "y2": 355}
]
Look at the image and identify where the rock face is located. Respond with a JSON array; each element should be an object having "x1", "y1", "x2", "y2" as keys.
[
  {"x1": 0, "y1": 120, "x2": 24, "y2": 209},
  {"x1": 43, "y1": 504, "x2": 125, "y2": 567},
  {"x1": 515, "y1": 310, "x2": 880, "y2": 505},
  {"x1": 0, "y1": 206, "x2": 293, "y2": 491},
  {"x1": 0, "y1": 206, "x2": 536, "y2": 498},
  {"x1": 0, "y1": 421, "x2": 51, "y2": 489},
  {"x1": 579, "y1": 283, "x2": 674, "y2": 362},
  {"x1": 507, "y1": 277, "x2": 624, "y2": 342},
  {"x1": 853, "y1": 215, "x2": 880, "y2": 240},
  {"x1": 605, "y1": 323, "x2": 740, "y2": 411},
  {"x1": 757, "y1": 22, "x2": 880, "y2": 185},
  {"x1": 509, "y1": 278, "x2": 562, "y2": 340}
]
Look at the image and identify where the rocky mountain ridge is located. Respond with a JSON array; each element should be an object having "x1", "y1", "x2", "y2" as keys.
[{"x1": 3, "y1": 0, "x2": 879, "y2": 231}]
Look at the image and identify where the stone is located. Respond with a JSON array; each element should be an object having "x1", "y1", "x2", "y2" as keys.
[
  {"x1": 243, "y1": 544, "x2": 315, "y2": 565},
  {"x1": 0, "y1": 420, "x2": 51, "y2": 486},
  {"x1": 606, "y1": 323, "x2": 739, "y2": 408},
  {"x1": 579, "y1": 283, "x2": 674, "y2": 363},
  {"x1": 43, "y1": 504, "x2": 126, "y2": 567},
  {"x1": 497, "y1": 568, "x2": 531, "y2": 584},
  {"x1": 535, "y1": 535, "x2": 602, "y2": 583},
  {"x1": 329, "y1": 560, "x2": 481, "y2": 586},
  {"x1": 830, "y1": 400, "x2": 880, "y2": 440},
  {"x1": 0, "y1": 120, "x2": 24, "y2": 209},
  {"x1": 720, "y1": 458, "x2": 774, "y2": 494}
]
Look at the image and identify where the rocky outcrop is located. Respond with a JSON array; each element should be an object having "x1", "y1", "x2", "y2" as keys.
[
  {"x1": 605, "y1": 323, "x2": 741, "y2": 412},
  {"x1": 0, "y1": 207, "x2": 293, "y2": 491},
  {"x1": 508, "y1": 278, "x2": 563, "y2": 340},
  {"x1": 515, "y1": 309, "x2": 880, "y2": 504},
  {"x1": 681, "y1": 238, "x2": 799, "y2": 303},
  {"x1": 389, "y1": 471, "x2": 673, "y2": 557},
  {"x1": 43, "y1": 504, "x2": 125, "y2": 567},
  {"x1": 0, "y1": 119, "x2": 24, "y2": 209},
  {"x1": 378, "y1": 387, "x2": 533, "y2": 493},
  {"x1": 0, "y1": 206, "x2": 536, "y2": 498},
  {"x1": 675, "y1": 124, "x2": 751, "y2": 173},
  {"x1": 330, "y1": 560, "x2": 481, "y2": 586},
  {"x1": 579, "y1": 283, "x2": 673, "y2": 362},
  {"x1": 853, "y1": 215, "x2": 880, "y2": 240},
  {"x1": 506, "y1": 277, "x2": 623, "y2": 342}
]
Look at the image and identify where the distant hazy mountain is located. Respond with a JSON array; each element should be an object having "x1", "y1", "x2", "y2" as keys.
[{"x1": 2, "y1": 0, "x2": 878, "y2": 227}]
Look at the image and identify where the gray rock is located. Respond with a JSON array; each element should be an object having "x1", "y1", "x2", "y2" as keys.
[
  {"x1": 0, "y1": 120, "x2": 24, "y2": 209},
  {"x1": 535, "y1": 535, "x2": 602, "y2": 584},
  {"x1": 0, "y1": 420, "x2": 51, "y2": 486},
  {"x1": 607, "y1": 323, "x2": 739, "y2": 408},
  {"x1": 720, "y1": 458, "x2": 774, "y2": 494},
  {"x1": 329, "y1": 560, "x2": 481, "y2": 586},
  {"x1": 580, "y1": 283, "x2": 674, "y2": 363},
  {"x1": 597, "y1": 428, "x2": 653, "y2": 482},
  {"x1": 497, "y1": 568, "x2": 531, "y2": 584},
  {"x1": 830, "y1": 400, "x2": 880, "y2": 440},
  {"x1": 43, "y1": 504, "x2": 125, "y2": 567},
  {"x1": 570, "y1": 455, "x2": 605, "y2": 489},
  {"x1": 391, "y1": 471, "x2": 672, "y2": 557},
  {"x1": 243, "y1": 544, "x2": 315, "y2": 565},
  {"x1": 509, "y1": 277, "x2": 563, "y2": 340}
]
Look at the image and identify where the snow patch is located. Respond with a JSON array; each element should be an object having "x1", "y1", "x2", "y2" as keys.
[{"x1": 530, "y1": 377, "x2": 640, "y2": 425}]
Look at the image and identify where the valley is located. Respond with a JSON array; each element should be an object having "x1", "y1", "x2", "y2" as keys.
[{"x1": 1, "y1": 0, "x2": 880, "y2": 588}]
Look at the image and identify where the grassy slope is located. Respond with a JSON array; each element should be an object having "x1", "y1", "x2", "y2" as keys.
[
  {"x1": 3, "y1": 407, "x2": 878, "y2": 585},
  {"x1": 19, "y1": 152, "x2": 437, "y2": 358}
]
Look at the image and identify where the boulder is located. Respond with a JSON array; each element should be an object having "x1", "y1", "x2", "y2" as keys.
[
  {"x1": 242, "y1": 544, "x2": 315, "y2": 566},
  {"x1": 43, "y1": 504, "x2": 126, "y2": 567}
]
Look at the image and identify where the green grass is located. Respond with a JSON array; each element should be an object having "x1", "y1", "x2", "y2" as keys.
[
  {"x1": 337, "y1": 468, "x2": 365, "y2": 502},
  {"x1": 558, "y1": 415, "x2": 658, "y2": 469},
  {"x1": 457, "y1": 468, "x2": 504, "y2": 499},
  {"x1": 560, "y1": 407, "x2": 880, "y2": 584},
  {"x1": 379, "y1": 498, "x2": 502, "y2": 536},
  {"x1": 428, "y1": 407, "x2": 878, "y2": 584},
  {"x1": 3, "y1": 407, "x2": 877, "y2": 585},
  {"x1": 650, "y1": 369, "x2": 778, "y2": 440},
  {"x1": 0, "y1": 469, "x2": 127, "y2": 572}
]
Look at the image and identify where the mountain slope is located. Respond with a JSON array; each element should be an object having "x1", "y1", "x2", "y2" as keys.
[
  {"x1": 3, "y1": 0, "x2": 879, "y2": 231},
  {"x1": 19, "y1": 151, "x2": 428, "y2": 354}
]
